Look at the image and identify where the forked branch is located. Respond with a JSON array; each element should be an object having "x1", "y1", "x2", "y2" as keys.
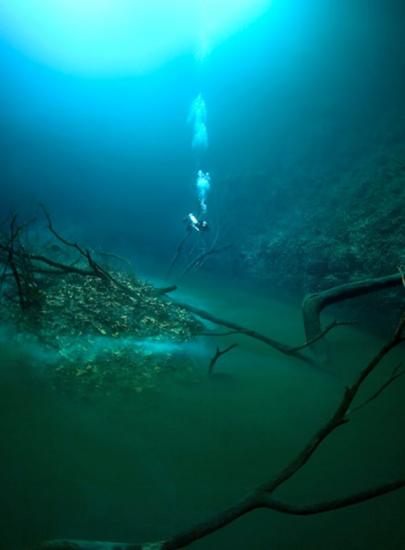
[
  {"x1": 208, "y1": 343, "x2": 238, "y2": 375},
  {"x1": 35, "y1": 315, "x2": 405, "y2": 550}
]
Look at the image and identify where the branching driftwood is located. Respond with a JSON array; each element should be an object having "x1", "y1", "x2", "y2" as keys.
[
  {"x1": 174, "y1": 299, "x2": 315, "y2": 364},
  {"x1": 113, "y1": 265, "x2": 404, "y2": 365},
  {"x1": 35, "y1": 315, "x2": 405, "y2": 550},
  {"x1": 208, "y1": 343, "x2": 238, "y2": 375},
  {"x1": 0, "y1": 212, "x2": 111, "y2": 301},
  {"x1": 166, "y1": 220, "x2": 231, "y2": 282},
  {"x1": 0, "y1": 211, "x2": 330, "y2": 366},
  {"x1": 0, "y1": 214, "x2": 40, "y2": 309},
  {"x1": 0, "y1": 209, "x2": 148, "y2": 309},
  {"x1": 3, "y1": 212, "x2": 404, "y2": 548},
  {"x1": 352, "y1": 362, "x2": 405, "y2": 413},
  {"x1": 302, "y1": 273, "x2": 403, "y2": 344}
]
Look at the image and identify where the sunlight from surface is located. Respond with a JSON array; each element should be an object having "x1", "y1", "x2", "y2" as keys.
[{"x1": 0, "y1": 0, "x2": 272, "y2": 75}]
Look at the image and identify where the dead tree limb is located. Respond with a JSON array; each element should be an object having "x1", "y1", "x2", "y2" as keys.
[
  {"x1": 208, "y1": 343, "x2": 238, "y2": 375},
  {"x1": 352, "y1": 362, "x2": 405, "y2": 413},
  {"x1": 38, "y1": 208, "x2": 152, "y2": 302},
  {"x1": 40, "y1": 206, "x2": 114, "y2": 283},
  {"x1": 260, "y1": 479, "x2": 405, "y2": 514},
  {"x1": 35, "y1": 316, "x2": 405, "y2": 550},
  {"x1": 398, "y1": 265, "x2": 405, "y2": 287},
  {"x1": 41, "y1": 205, "x2": 88, "y2": 257},
  {"x1": 95, "y1": 250, "x2": 135, "y2": 274},
  {"x1": 195, "y1": 330, "x2": 242, "y2": 337},
  {"x1": 152, "y1": 285, "x2": 178, "y2": 297},
  {"x1": 173, "y1": 299, "x2": 313, "y2": 364},
  {"x1": 0, "y1": 214, "x2": 39, "y2": 309},
  {"x1": 166, "y1": 230, "x2": 192, "y2": 280},
  {"x1": 28, "y1": 254, "x2": 96, "y2": 277},
  {"x1": 302, "y1": 273, "x2": 403, "y2": 346},
  {"x1": 0, "y1": 215, "x2": 24, "y2": 306},
  {"x1": 180, "y1": 243, "x2": 232, "y2": 279},
  {"x1": 289, "y1": 320, "x2": 354, "y2": 353}
]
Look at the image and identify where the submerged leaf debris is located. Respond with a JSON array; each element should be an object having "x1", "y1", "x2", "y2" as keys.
[{"x1": 2, "y1": 270, "x2": 202, "y2": 397}]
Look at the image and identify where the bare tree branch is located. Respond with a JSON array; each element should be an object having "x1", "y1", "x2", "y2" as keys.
[
  {"x1": 152, "y1": 285, "x2": 178, "y2": 297},
  {"x1": 260, "y1": 479, "x2": 405, "y2": 515},
  {"x1": 173, "y1": 299, "x2": 314, "y2": 364},
  {"x1": 208, "y1": 343, "x2": 238, "y2": 375},
  {"x1": 35, "y1": 316, "x2": 405, "y2": 550},
  {"x1": 166, "y1": 231, "x2": 192, "y2": 280},
  {"x1": 289, "y1": 320, "x2": 355, "y2": 353},
  {"x1": 1, "y1": 214, "x2": 38, "y2": 309},
  {"x1": 28, "y1": 254, "x2": 96, "y2": 276},
  {"x1": 352, "y1": 362, "x2": 405, "y2": 413},
  {"x1": 195, "y1": 330, "x2": 242, "y2": 337},
  {"x1": 95, "y1": 250, "x2": 135, "y2": 274},
  {"x1": 40, "y1": 204, "x2": 87, "y2": 257},
  {"x1": 180, "y1": 243, "x2": 232, "y2": 279},
  {"x1": 302, "y1": 273, "x2": 403, "y2": 348},
  {"x1": 398, "y1": 265, "x2": 405, "y2": 288}
]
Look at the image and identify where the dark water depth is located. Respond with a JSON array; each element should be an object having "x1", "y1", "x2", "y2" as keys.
[{"x1": 1, "y1": 274, "x2": 404, "y2": 549}]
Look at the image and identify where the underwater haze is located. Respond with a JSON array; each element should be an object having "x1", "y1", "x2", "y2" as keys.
[{"x1": 0, "y1": 1, "x2": 405, "y2": 549}]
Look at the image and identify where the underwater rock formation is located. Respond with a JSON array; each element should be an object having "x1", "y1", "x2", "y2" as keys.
[{"x1": 224, "y1": 139, "x2": 405, "y2": 331}]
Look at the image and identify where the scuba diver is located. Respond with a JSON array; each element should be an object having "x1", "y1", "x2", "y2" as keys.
[
  {"x1": 185, "y1": 212, "x2": 209, "y2": 232},
  {"x1": 183, "y1": 170, "x2": 211, "y2": 232},
  {"x1": 166, "y1": 94, "x2": 211, "y2": 279},
  {"x1": 166, "y1": 200, "x2": 210, "y2": 279}
]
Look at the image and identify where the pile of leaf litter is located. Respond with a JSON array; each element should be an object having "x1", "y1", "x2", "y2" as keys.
[
  {"x1": 2, "y1": 267, "x2": 203, "y2": 398},
  {"x1": 0, "y1": 211, "x2": 207, "y2": 397}
]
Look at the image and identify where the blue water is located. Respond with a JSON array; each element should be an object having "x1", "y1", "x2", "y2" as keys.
[{"x1": 0, "y1": 1, "x2": 404, "y2": 548}]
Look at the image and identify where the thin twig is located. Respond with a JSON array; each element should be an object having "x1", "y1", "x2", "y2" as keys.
[
  {"x1": 166, "y1": 230, "x2": 192, "y2": 280},
  {"x1": 174, "y1": 299, "x2": 314, "y2": 364},
  {"x1": 398, "y1": 265, "x2": 405, "y2": 288},
  {"x1": 352, "y1": 362, "x2": 405, "y2": 413},
  {"x1": 195, "y1": 330, "x2": 242, "y2": 337},
  {"x1": 34, "y1": 322, "x2": 405, "y2": 549},
  {"x1": 289, "y1": 320, "x2": 355, "y2": 353},
  {"x1": 40, "y1": 204, "x2": 86, "y2": 256},
  {"x1": 208, "y1": 343, "x2": 238, "y2": 375},
  {"x1": 95, "y1": 250, "x2": 134, "y2": 273},
  {"x1": 260, "y1": 479, "x2": 405, "y2": 515},
  {"x1": 181, "y1": 243, "x2": 232, "y2": 278}
]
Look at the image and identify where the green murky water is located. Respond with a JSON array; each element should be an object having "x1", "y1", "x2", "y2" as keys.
[{"x1": 1, "y1": 275, "x2": 404, "y2": 549}]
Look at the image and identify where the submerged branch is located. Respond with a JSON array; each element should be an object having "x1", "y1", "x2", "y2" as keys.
[
  {"x1": 194, "y1": 330, "x2": 242, "y2": 337},
  {"x1": 302, "y1": 273, "x2": 403, "y2": 348},
  {"x1": 180, "y1": 243, "x2": 232, "y2": 279},
  {"x1": 289, "y1": 320, "x2": 354, "y2": 352},
  {"x1": 260, "y1": 479, "x2": 405, "y2": 515},
  {"x1": 208, "y1": 343, "x2": 238, "y2": 375},
  {"x1": 173, "y1": 299, "x2": 314, "y2": 364},
  {"x1": 352, "y1": 362, "x2": 405, "y2": 413},
  {"x1": 152, "y1": 285, "x2": 178, "y2": 297},
  {"x1": 36, "y1": 316, "x2": 405, "y2": 550}
]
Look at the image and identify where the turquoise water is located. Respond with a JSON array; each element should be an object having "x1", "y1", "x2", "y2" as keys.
[
  {"x1": 1, "y1": 273, "x2": 404, "y2": 549},
  {"x1": 1, "y1": 2, "x2": 404, "y2": 548}
]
